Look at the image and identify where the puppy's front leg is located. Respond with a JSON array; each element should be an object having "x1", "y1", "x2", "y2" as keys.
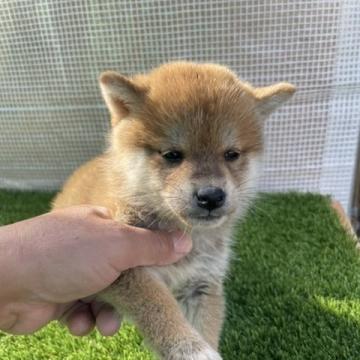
[
  {"x1": 99, "y1": 268, "x2": 222, "y2": 360},
  {"x1": 181, "y1": 282, "x2": 225, "y2": 351}
]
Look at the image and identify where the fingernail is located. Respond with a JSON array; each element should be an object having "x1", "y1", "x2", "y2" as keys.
[{"x1": 172, "y1": 232, "x2": 192, "y2": 254}]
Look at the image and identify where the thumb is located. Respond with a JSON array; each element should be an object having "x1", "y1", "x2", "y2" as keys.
[{"x1": 110, "y1": 226, "x2": 193, "y2": 270}]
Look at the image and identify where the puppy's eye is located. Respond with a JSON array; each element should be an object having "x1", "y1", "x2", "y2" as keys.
[
  {"x1": 162, "y1": 150, "x2": 184, "y2": 164},
  {"x1": 224, "y1": 150, "x2": 240, "y2": 161}
]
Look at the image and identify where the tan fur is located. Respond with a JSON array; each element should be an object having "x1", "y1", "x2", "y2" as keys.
[{"x1": 53, "y1": 61, "x2": 295, "y2": 359}]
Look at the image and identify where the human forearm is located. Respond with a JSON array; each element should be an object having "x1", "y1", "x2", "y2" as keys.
[
  {"x1": 0, "y1": 221, "x2": 40, "y2": 333},
  {"x1": 0, "y1": 222, "x2": 30, "y2": 304}
]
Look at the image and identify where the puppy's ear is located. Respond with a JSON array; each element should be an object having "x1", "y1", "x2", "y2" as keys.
[
  {"x1": 253, "y1": 82, "x2": 296, "y2": 118},
  {"x1": 99, "y1": 71, "x2": 147, "y2": 126}
]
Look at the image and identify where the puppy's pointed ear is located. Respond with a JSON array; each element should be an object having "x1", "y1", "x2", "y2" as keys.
[
  {"x1": 99, "y1": 71, "x2": 147, "y2": 126},
  {"x1": 253, "y1": 82, "x2": 296, "y2": 118}
]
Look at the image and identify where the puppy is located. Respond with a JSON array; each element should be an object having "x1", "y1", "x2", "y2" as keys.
[{"x1": 53, "y1": 62, "x2": 295, "y2": 359}]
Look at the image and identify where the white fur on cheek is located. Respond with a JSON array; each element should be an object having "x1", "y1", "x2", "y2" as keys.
[
  {"x1": 233, "y1": 153, "x2": 263, "y2": 219},
  {"x1": 111, "y1": 123, "x2": 158, "y2": 193},
  {"x1": 245, "y1": 153, "x2": 263, "y2": 193},
  {"x1": 162, "y1": 179, "x2": 194, "y2": 223},
  {"x1": 122, "y1": 151, "x2": 148, "y2": 189}
]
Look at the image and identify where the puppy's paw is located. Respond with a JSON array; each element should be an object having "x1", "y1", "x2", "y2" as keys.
[
  {"x1": 191, "y1": 347, "x2": 222, "y2": 360},
  {"x1": 168, "y1": 342, "x2": 222, "y2": 360}
]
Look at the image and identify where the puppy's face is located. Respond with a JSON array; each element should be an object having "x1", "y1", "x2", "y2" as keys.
[{"x1": 100, "y1": 62, "x2": 295, "y2": 228}]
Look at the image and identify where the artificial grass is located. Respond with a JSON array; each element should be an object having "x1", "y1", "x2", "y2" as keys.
[{"x1": 0, "y1": 190, "x2": 359, "y2": 359}]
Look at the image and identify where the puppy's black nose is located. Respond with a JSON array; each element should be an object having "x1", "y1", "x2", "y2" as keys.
[{"x1": 196, "y1": 186, "x2": 226, "y2": 211}]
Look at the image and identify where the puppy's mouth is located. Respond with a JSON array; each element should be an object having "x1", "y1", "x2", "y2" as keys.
[
  {"x1": 185, "y1": 208, "x2": 229, "y2": 227},
  {"x1": 191, "y1": 212, "x2": 222, "y2": 221},
  {"x1": 163, "y1": 196, "x2": 232, "y2": 228}
]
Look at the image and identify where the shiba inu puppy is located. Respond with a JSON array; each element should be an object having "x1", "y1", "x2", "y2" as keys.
[{"x1": 53, "y1": 62, "x2": 295, "y2": 359}]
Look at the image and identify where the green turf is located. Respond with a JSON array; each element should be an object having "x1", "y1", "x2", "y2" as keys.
[{"x1": 0, "y1": 190, "x2": 359, "y2": 359}]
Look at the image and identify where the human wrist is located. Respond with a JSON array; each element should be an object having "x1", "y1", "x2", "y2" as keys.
[{"x1": 0, "y1": 220, "x2": 36, "y2": 304}]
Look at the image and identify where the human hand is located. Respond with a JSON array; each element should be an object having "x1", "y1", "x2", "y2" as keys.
[{"x1": 0, "y1": 206, "x2": 191, "y2": 336}]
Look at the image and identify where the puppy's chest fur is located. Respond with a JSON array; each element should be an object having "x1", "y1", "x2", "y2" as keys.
[{"x1": 117, "y1": 203, "x2": 232, "y2": 304}]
